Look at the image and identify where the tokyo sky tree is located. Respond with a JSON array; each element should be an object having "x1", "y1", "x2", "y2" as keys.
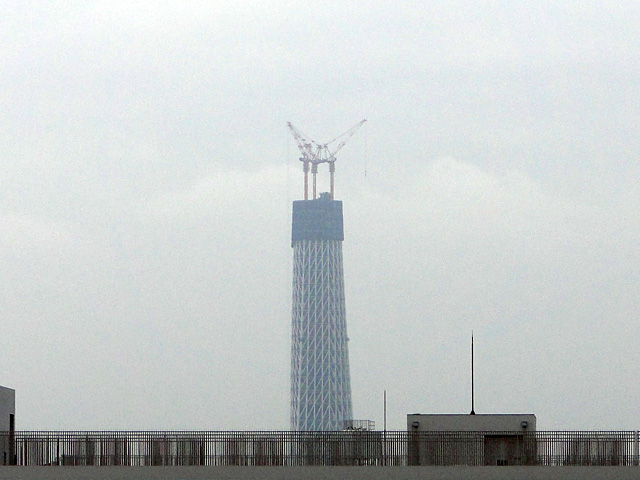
[{"x1": 287, "y1": 121, "x2": 365, "y2": 431}]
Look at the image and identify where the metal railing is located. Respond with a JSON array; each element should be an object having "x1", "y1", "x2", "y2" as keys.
[{"x1": 2, "y1": 430, "x2": 639, "y2": 467}]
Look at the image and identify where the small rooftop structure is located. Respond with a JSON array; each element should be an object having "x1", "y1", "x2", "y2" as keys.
[
  {"x1": 0, "y1": 385, "x2": 15, "y2": 466},
  {"x1": 343, "y1": 419, "x2": 375, "y2": 431},
  {"x1": 407, "y1": 413, "x2": 537, "y2": 466}
]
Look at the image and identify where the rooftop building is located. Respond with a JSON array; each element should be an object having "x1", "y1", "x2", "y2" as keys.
[{"x1": 0, "y1": 386, "x2": 15, "y2": 466}]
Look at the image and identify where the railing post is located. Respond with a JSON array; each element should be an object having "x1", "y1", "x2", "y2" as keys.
[
  {"x1": 408, "y1": 430, "x2": 420, "y2": 465},
  {"x1": 8, "y1": 414, "x2": 15, "y2": 465}
]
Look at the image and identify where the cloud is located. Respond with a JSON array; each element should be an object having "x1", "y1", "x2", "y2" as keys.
[
  {"x1": 1, "y1": 2, "x2": 639, "y2": 432},
  {"x1": 344, "y1": 158, "x2": 638, "y2": 428},
  {"x1": 139, "y1": 164, "x2": 290, "y2": 223},
  {"x1": 0, "y1": 212, "x2": 74, "y2": 253}
]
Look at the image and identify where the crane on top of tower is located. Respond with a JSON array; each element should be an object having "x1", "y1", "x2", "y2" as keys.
[{"x1": 287, "y1": 119, "x2": 367, "y2": 200}]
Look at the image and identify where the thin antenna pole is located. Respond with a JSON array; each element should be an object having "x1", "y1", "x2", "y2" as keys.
[
  {"x1": 471, "y1": 331, "x2": 476, "y2": 415},
  {"x1": 383, "y1": 389, "x2": 387, "y2": 466}
]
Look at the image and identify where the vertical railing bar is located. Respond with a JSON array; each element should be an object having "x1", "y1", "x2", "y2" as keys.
[{"x1": 8, "y1": 430, "x2": 640, "y2": 467}]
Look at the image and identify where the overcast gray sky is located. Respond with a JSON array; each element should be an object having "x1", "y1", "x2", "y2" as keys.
[{"x1": 1, "y1": 1, "x2": 639, "y2": 431}]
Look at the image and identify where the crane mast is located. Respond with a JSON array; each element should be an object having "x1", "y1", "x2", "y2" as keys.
[{"x1": 287, "y1": 120, "x2": 366, "y2": 200}]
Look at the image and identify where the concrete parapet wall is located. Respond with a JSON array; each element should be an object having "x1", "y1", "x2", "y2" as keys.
[
  {"x1": 1, "y1": 466, "x2": 639, "y2": 480},
  {"x1": 408, "y1": 413, "x2": 536, "y2": 432}
]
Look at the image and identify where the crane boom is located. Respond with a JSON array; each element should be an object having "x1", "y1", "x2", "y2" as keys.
[
  {"x1": 287, "y1": 122, "x2": 314, "y2": 199},
  {"x1": 287, "y1": 119, "x2": 366, "y2": 200},
  {"x1": 327, "y1": 119, "x2": 367, "y2": 159}
]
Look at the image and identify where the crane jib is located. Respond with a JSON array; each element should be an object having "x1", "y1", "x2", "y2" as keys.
[{"x1": 287, "y1": 120, "x2": 366, "y2": 200}]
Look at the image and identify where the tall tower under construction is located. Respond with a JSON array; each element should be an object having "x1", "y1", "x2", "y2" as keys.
[{"x1": 288, "y1": 121, "x2": 364, "y2": 431}]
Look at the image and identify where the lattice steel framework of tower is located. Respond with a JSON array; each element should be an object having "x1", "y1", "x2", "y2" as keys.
[{"x1": 288, "y1": 121, "x2": 365, "y2": 431}]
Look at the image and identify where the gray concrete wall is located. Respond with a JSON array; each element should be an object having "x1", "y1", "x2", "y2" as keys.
[
  {"x1": 0, "y1": 387, "x2": 14, "y2": 432},
  {"x1": 0, "y1": 466, "x2": 638, "y2": 480},
  {"x1": 0, "y1": 387, "x2": 14, "y2": 466},
  {"x1": 408, "y1": 413, "x2": 536, "y2": 432}
]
